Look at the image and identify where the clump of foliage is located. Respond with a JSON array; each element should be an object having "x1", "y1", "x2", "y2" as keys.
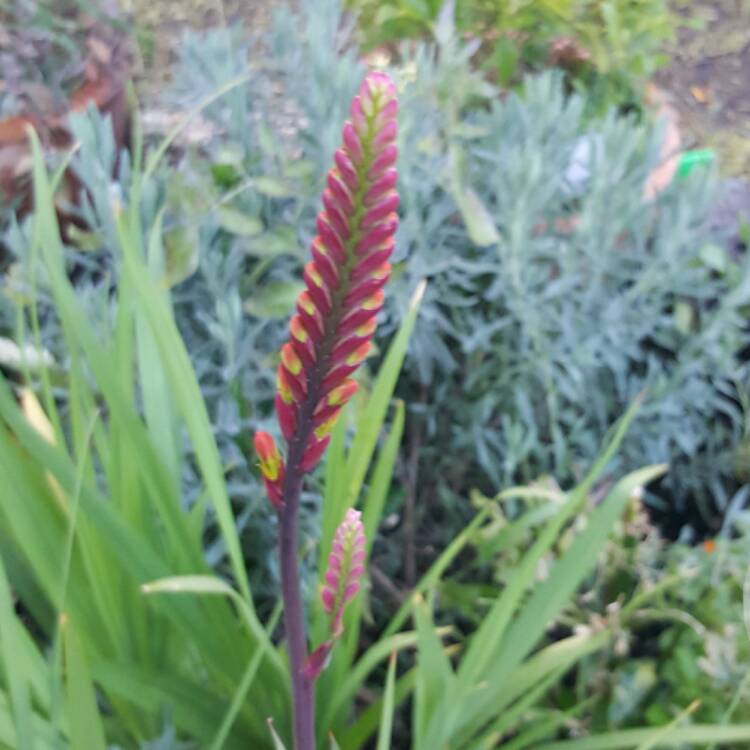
[
  {"x1": 463, "y1": 480, "x2": 750, "y2": 743},
  {"x1": 394, "y1": 71, "x2": 750, "y2": 526},
  {"x1": 345, "y1": 0, "x2": 674, "y2": 115},
  {"x1": 569, "y1": 505, "x2": 750, "y2": 732}
]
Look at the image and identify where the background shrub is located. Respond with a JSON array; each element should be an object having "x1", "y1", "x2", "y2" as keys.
[{"x1": 345, "y1": 0, "x2": 674, "y2": 116}]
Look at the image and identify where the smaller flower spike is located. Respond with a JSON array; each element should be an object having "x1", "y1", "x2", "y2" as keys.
[
  {"x1": 321, "y1": 508, "x2": 366, "y2": 636},
  {"x1": 254, "y1": 432, "x2": 285, "y2": 509},
  {"x1": 304, "y1": 509, "x2": 367, "y2": 680}
]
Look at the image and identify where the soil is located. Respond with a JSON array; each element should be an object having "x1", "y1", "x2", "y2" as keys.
[
  {"x1": 656, "y1": 0, "x2": 750, "y2": 178},
  {"x1": 124, "y1": 0, "x2": 293, "y2": 97},
  {"x1": 654, "y1": 0, "x2": 750, "y2": 250}
]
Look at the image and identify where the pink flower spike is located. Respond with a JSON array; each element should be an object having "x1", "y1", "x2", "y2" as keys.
[{"x1": 321, "y1": 509, "x2": 367, "y2": 636}]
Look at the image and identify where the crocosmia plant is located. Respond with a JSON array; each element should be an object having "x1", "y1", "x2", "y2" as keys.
[{"x1": 254, "y1": 71, "x2": 399, "y2": 750}]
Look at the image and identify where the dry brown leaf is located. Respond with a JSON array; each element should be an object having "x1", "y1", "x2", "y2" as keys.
[{"x1": 690, "y1": 85, "x2": 710, "y2": 104}]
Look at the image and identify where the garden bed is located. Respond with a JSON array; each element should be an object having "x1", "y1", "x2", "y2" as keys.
[{"x1": 0, "y1": 2, "x2": 749, "y2": 749}]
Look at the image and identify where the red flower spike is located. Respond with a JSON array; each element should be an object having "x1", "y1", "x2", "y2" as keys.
[
  {"x1": 322, "y1": 192, "x2": 353, "y2": 240},
  {"x1": 355, "y1": 214, "x2": 399, "y2": 255},
  {"x1": 312, "y1": 403, "x2": 340, "y2": 428},
  {"x1": 322, "y1": 362, "x2": 359, "y2": 395},
  {"x1": 327, "y1": 378, "x2": 359, "y2": 407},
  {"x1": 316, "y1": 215, "x2": 347, "y2": 262},
  {"x1": 345, "y1": 340, "x2": 372, "y2": 367},
  {"x1": 277, "y1": 362, "x2": 306, "y2": 404},
  {"x1": 280, "y1": 341, "x2": 304, "y2": 377},
  {"x1": 344, "y1": 264, "x2": 391, "y2": 308},
  {"x1": 311, "y1": 239, "x2": 341, "y2": 288},
  {"x1": 256, "y1": 71, "x2": 398, "y2": 510},
  {"x1": 276, "y1": 369, "x2": 293, "y2": 404},
  {"x1": 337, "y1": 291, "x2": 385, "y2": 337},
  {"x1": 288, "y1": 320, "x2": 316, "y2": 369},
  {"x1": 332, "y1": 334, "x2": 370, "y2": 366},
  {"x1": 331, "y1": 318, "x2": 377, "y2": 363},
  {"x1": 303, "y1": 262, "x2": 332, "y2": 316},
  {"x1": 313, "y1": 408, "x2": 342, "y2": 438},
  {"x1": 296, "y1": 292, "x2": 325, "y2": 339}
]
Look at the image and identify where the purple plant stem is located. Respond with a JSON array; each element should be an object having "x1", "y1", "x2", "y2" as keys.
[
  {"x1": 279, "y1": 470, "x2": 315, "y2": 750},
  {"x1": 278, "y1": 331, "x2": 338, "y2": 750}
]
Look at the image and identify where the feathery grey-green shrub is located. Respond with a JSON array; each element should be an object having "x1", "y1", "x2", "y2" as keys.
[{"x1": 392, "y1": 71, "x2": 750, "y2": 522}]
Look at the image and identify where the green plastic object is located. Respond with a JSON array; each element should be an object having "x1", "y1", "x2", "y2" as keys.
[{"x1": 676, "y1": 149, "x2": 715, "y2": 179}]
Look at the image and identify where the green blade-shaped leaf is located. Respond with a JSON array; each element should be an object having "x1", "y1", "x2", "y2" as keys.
[
  {"x1": 538, "y1": 725, "x2": 750, "y2": 749},
  {"x1": 413, "y1": 596, "x2": 454, "y2": 747},
  {"x1": 0, "y1": 557, "x2": 34, "y2": 749},
  {"x1": 376, "y1": 653, "x2": 397, "y2": 750},
  {"x1": 116, "y1": 207, "x2": 252, "y2": 605},
  {"x1": 62, "y1": 617, "x2": 107, "y2": 750}
]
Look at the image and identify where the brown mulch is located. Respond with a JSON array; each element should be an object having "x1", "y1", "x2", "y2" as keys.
[{"x1": 124, "y1": 0, "x2": 292, "y2": 99}]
